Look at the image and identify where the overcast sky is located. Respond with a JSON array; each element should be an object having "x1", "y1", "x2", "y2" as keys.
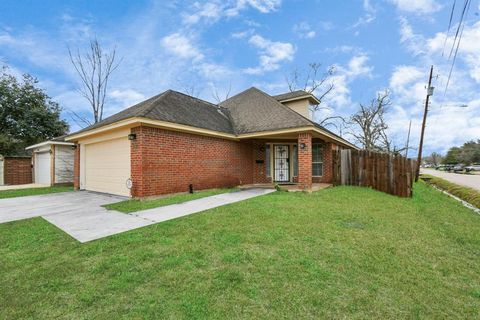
[{"x1": 1, "y1": 0, "x2": 479, "y2": 155}]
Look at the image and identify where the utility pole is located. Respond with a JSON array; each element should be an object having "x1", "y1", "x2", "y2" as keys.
[
  {"x1": 415, "y1": 65, "x2": 434, "y2": 182},
  {"x1": 405, "y1": 119, "x2": 412, "y2": 158}
]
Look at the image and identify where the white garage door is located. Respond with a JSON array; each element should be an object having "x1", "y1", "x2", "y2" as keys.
[
  {"x1": 84, "y1": 137, "x2": 131, "y2": 196},
  {"x1": 35, "y1": 152, "x2": 51, "y2": 185}
]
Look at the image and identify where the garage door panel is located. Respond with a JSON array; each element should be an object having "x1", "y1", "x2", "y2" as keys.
[
  {"x1": 84, "y1": 137, "x2": 130, "y2": 196},
  {"x1": 35, "y1": 152, "x2": 51, "y2": 185}
]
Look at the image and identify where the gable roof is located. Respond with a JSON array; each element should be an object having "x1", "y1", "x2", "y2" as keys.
[
  {"x1": 72, "y1": 90, "x2": 234, "y2": 135},
  {"x1": 219, "y1": 87, "x2": 312, "y2": 134},
  {"x1": 273, "y1": 90, "x2": 320, "y2": 104}
]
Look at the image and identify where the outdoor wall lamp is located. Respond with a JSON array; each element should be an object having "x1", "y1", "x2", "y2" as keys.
[
  {"x1": 128, "y1": 133, "x2": 137, "y2": 140},
  {"x1": 71, "y1": 145, "x2": 77, "y2": 150},
  {"x1": 300, "y1": 143, "x2": 307, "y2": 150},
  {"x1": 259, "y1": 146, "x2": 265, "y2": 152}
]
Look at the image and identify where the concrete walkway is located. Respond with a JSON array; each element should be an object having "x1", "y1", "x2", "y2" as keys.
[
  {"x1": 0, "y1": 188, "x2": 275, "y2": 243},
  {"x1": 0, "y1": 183, "x2": 49, "y2": 191}
]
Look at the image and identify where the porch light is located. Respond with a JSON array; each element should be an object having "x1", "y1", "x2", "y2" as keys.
[
  {"x1": 259, "y1": 146, "x2": 265, "y2": 152},
  {"x1": 71, "y1": 145, "x2": 77, "y2": 150},
  {"x1": 300, "y1": 143, "x2": 307, "y2": 150},
  {"x1": 128, "y1": 133, "x2": 137, "y2": 140}
]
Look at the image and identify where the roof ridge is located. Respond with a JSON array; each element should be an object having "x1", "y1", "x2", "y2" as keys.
[
  {"x1": 250, "y1": 87, "x2": 313, "y2": 126},
  {"x1": 219, "y1": 86, "x2": 258, "y2": 106},
  {"x1": 168, "y1": 89, "x2": 220, "y2": 108},
  {"x1": 141, "y1": 90, "x2": 171, "y2": 119}
]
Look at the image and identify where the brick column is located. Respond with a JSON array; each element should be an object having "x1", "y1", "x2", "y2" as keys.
[
  {"x1": 130, "y1": 126, "x2": 144, "y2": 198},
  {"x1": 73, "y1": 145, "x2": 80, "y2": 190},
  {"x1": 298, "y1": 132, "x2": 312, "y2": 190}
]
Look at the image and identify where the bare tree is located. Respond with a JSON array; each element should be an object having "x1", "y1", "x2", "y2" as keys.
[
  {"x1": 69, "y1": 39, "x2": 120, "y2": 124},
  {"x1": 349, "y1": 90, "x2": 405, "y2": 153},
  {"x1": 285, "y1": 63, "x2": 346, "y2": 133},
  {"x1": 285, "y1": 63, "x2": 335, "y2": 107},
  {"x1": 212, "y1": 82, "x2": 232, "y2": 103}
]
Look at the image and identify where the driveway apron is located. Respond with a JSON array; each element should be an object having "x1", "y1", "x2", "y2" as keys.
[{"x1": 0, "y1": 188, "x2": 275, "y2": 242}]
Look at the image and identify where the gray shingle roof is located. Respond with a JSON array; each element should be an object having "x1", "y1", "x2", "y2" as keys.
[
  {"x1": 68, "y1": 87, "x2": 355, "y2": 147},
  {"x1": 219, "y1": 87, "x2": 312, "y2": 134},
  {"x1": 273, "y1": 90, "x2": 318, "y2": 102},
  {"x1": 73, "y1": 90, "x2": 234, "y2": 135}
]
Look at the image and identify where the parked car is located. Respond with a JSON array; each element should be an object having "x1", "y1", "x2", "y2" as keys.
[
  {"x1": 453, "y1": 164, "x2": 465, "y2": 172},
  {"x1": 465, "y1": 164, "x2": 480, "y2": 172},
  {"x1": 443, "y1": 164, "x2": 455, "y2": 172}
]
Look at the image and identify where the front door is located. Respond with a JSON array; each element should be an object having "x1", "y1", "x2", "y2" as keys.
[{"x1": 274, "y1": 145, "x2": 290, "y2": 182}]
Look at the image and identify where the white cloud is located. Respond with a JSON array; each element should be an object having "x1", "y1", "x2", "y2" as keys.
[
  {"x1": 183, "y1": 0, "x2": 281, "y2": 25},
  {"x1": 231, "y1": 29, "x2": 255, "y2": 39},
  {"x1": 293, "y1": 22, "x2": 316, "y2": 39},
  {"x1": 389, "y1": 0, "x2": 442, "y2": 14},
  {"x1": 161, "y1": 33, "x2": 204, "y2": 61},
  {"x1": 322, "y1": 54, "x2": 373, "y2": 110},
  {"x1": 244, "y1": 34, "x2": 295, "y2": 74},
  {"x1": 109, "y1": 89, "x2": 145, "y2": 106},
  {"x1": 351, "y1": 0, "x2": 376, "y2": 29},
  {"x1": 182, "y1": 2, "x2": 223, "y2": 24},
  {"x1": 398, "y1": 16, "x2": 427, "y2": 56}
]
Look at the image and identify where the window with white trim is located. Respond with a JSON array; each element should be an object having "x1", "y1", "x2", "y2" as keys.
[{"x1": 312, "y1": 143, "x2": 324, "y2": 176}]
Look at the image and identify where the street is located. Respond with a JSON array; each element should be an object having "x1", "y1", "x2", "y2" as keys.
[{"x1": 421, "y1": 169, "x2": 480, "y2": 191}]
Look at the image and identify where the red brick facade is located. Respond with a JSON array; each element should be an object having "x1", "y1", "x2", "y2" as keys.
[
  {"x1": 297, "y1": 133, "x2": 313, "y2": 190},
  {"x1": 312, "y1": 140, "x2": 336, "y2": 184},
  {"x1": 130, "y1": 126, "x2": 254, "y2": 197},
  {"x1": 72, "y1": 125, "x2": 339, "y2": 197},
  {"x1": 4, "y1": 157, "x2": 32, "y2": 185}
]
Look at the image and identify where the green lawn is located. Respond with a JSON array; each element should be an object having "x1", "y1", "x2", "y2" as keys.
[
  {"x1": 0, "y1": 185, "x2": 73, "y2": 199},
  {"x1": 1, "y1": 183, "x2": 479, "y2": 319},
  {"x1": 105, "y1": 188, "x2": 238, "y2": 213}
]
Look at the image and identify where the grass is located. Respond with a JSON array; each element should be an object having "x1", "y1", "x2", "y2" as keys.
[
  {"x1": 421, "y1": 174, "x2": 480, "y2": 208},
  {"x1": 105, "y1": 188, "x2": 238, "y2": 213},
  {"x1": 1, "y1": 182, "x2": 479, "y2": 319},
  {"x1": 0, "y1": 185, "x2": 73, "y2": 199}
]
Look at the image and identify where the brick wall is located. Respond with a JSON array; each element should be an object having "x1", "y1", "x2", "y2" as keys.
[
  {"x1": 297, "y1": 133, "x2": 312, "y2": 189},
  {"x1": 73, "y1": 145, "x2": 80, "y2": 190},
  {"x1": 252, "y1": 140, "x2": 272, "y2": 184},
  {"x1": 130, "y1": 126, "x2": 254, "y2": 197},
  {"x1": 312, "y1": 141, "x2": 335, "y2": 184},
  {"x1": 4, "y1": 157, "x2": 32, "y2": 185}
]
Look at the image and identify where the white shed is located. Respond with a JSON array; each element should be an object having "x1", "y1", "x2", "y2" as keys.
[
  {"x1": 0, "y1": 155, "x2": 4, "y2": 185},
  {"x1": 26, "y1": 137, "x2": 75, "y2": 186}
]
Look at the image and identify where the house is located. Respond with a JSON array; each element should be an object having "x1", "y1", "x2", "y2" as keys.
[
  {"x1": 65, "y1": 87, "x2": 356, "y2": 197},
  {"x1": 25, "y1": 136, "x2": 75, "y2": 186}
]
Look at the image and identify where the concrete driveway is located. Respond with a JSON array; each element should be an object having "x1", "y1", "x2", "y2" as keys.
[
  {"x1": 0, "y1": 188, "x2": 274, "y2": 243},
  {"x1": 421, "y1": 169, "x2": 480, "y2": 191}
]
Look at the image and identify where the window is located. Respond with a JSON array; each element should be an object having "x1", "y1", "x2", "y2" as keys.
[
  {"x1": 265, "y1": 144, "x2": 271, "y2": 177},
  {"x1": 293, "y1": 145, "x2": 298, "y2": 176},
  {"x1": 312, "y1": 143, "x2": 324, "y2": 176}
]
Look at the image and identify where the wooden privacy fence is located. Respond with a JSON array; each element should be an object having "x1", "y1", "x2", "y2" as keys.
[{"x1": 332, "y1": 149, "x2": 416, "y2": 197}]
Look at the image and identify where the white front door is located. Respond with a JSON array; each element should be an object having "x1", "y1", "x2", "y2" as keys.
[
  {"x1": 35, "y1": 152, "x2": 51, "y2": 185},
  {"x1": 274, "y1": 145, "x2": 290, "y2": 182}
]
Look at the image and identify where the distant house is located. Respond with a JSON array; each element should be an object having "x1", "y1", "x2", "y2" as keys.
[
  {"x1": 26, "y1": 136, "x2": 74, "y2": 186},
  {"x1": 65, "y1": 87, "x2": 356, "y2": 197}
]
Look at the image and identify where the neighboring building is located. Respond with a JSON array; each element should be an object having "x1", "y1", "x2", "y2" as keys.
[
  {"x1": 66, "y1": 87, "x2": 357, "y2": 197},
  {"x1": 1, "y1": 156, "x2": 32, "y2": 185},
  {"x1": 25, "y1": 136, "x2": 75, "y2": 186}
]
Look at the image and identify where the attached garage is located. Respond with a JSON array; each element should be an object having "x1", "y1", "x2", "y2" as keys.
[{"x1": 81, "y1": 135, "x2": 131, "y2": 197}]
